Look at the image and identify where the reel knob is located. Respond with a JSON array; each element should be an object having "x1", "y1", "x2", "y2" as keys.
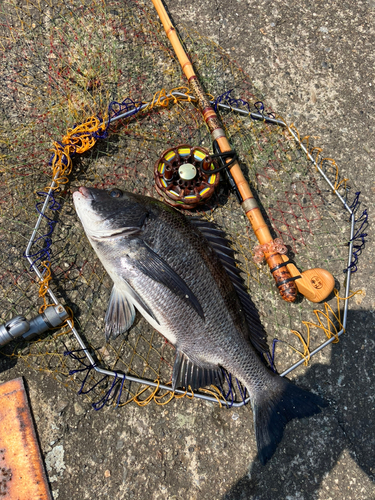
[{"x1": 178, "y1": 163, "x2": 197, "y2": 181}]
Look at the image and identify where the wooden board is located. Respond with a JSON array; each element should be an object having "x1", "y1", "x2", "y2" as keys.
[{"x1": 0, "y1": 378, "x2": 52, "y2": 499}]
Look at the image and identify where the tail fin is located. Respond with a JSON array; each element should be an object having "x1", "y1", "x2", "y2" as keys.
[{"x1": 253, "y1": 378, "x2": 328, "y2": 465}]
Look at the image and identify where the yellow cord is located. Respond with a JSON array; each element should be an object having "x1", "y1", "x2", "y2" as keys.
[
  {"x1": 115, "y1": 379, "x2": 225, "y2": 408},
  {"x1": 38, "y1": 261, "x2": 53, "y2": 312},
  {"x1": 290, "y1": 329, "x2": 311, "y2": 365},
  {"x1": 287, "y1": 289, "x2": 363, "y2": 365},
  {"x1": 145, "y1": 86, "x2": 194, "y2": 111}
]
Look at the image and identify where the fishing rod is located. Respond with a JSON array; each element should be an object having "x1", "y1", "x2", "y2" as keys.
[{"x1": 150, "y1": 0, "x2": 334, "y2": 303}]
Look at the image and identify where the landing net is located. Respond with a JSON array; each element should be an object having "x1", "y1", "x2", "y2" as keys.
[{"x1": 0, "y1": 0, "x2": 367, "y2": 407}]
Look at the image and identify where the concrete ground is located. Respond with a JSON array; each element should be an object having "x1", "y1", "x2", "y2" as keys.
[{"x1": 1, "y1": 0, "x2": 374, "y2": 499}]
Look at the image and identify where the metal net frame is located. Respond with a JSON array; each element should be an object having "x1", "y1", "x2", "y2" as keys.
[{"x1": 31, "y1": 107, "x2": 362, "y2": 407}]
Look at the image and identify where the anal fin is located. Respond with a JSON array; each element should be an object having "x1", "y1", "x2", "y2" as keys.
[{"x1": 172, "y1": 350, "x2": 223, "y2": 391}]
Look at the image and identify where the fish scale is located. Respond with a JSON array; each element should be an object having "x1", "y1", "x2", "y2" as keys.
[
  {"x1": 142, "y1": 212, "x2": 247, "y2": 356},
  {"x1": 73, "y1": 186, "x2": 328, "y2": 465}
]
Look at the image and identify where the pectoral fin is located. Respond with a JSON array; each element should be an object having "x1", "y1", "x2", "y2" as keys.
[{"x1": 135, "y1": 242, "x2": 205, "y2": 320}]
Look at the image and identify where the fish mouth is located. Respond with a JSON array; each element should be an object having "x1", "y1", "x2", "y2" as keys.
[
  {"x1": 72, "y1": 186, "x2": 94, "y2": 205},
  {"x1": 76, "y1": 186, "x2": 93, "y2": 199}
]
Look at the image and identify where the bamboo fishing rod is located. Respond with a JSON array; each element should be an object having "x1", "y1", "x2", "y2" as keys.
[
  {"x1": 150, "y1": 0, "x2": 335, "y2": 304},
  {"x1": 151, "y1": 0, "x2": 299, "y2": 302}
]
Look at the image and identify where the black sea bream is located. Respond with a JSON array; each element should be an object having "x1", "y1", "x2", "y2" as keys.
[{"x1": 73, "y1": 186, "x2": 327, "y2": 464}]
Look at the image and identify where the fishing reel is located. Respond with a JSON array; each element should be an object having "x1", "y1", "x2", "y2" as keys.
[{"x1": 154, "y1": 144, "x2": 220, "y2": 209}]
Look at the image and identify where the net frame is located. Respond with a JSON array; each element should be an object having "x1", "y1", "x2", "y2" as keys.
[
  {"x1": 0, "y1": 0, "x2": 366, "y2": 407},
  {"x1": 22, "y1": 91, "x2": 358, "y2": 407}
]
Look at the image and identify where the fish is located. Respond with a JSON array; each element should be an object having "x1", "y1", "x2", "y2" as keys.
[{"x1": 73, "y1": 186, "x2": 327, "y2": 465}]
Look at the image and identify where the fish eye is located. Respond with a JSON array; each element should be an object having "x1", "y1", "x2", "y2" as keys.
[{"x1": 109, "y1": 189, "x2": 123, "y2": 198}]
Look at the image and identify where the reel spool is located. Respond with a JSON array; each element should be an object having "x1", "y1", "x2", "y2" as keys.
[{"x1": 154, "y1": 144, "x2": 220, "y2": 209}]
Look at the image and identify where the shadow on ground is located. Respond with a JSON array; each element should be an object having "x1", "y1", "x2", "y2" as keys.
[{"x1": 222, "y1": 308, "x2": 375, "y2": 500}]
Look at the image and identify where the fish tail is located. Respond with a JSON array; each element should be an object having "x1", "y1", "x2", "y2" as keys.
[{"x1": 252, "y1": 377, "x2": 328, "y2": 465}]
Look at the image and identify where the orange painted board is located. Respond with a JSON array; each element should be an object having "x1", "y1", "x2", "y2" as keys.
[{"x1": 0, "y1": 377, "x2": 52, "y2": 500}]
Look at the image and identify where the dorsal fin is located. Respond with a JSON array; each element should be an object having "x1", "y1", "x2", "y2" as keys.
[{"x1": 190, "y1": 217, "x2": 269, "y2": 355}]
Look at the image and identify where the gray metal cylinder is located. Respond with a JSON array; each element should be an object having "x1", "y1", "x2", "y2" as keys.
[
  {"x1": 0, "y1": 305, "x2": 69, "y2": 346},
  {"x1": 0, "y1": 316, "x2": 29, "y2": 347}
]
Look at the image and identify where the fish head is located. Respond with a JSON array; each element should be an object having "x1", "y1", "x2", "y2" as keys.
[{"x1": 73, "y1": 186, "x2": 148, "y2": 240}]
